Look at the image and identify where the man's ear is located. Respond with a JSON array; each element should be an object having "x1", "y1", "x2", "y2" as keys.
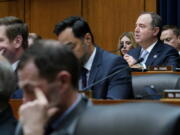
[
  {"x1": 84, "y1": 33, "x2": 92, "y2": 46},
  {"x1": 153, "y1": 27, "x2": 160, "y2": 36},
  {"x1": 13, "y1": 35, "x2": 23, "y2": 49},
  {"x1": 177, "y1": 35, "x2": 180, "y2": 41},
  {"x1": 56, "y1": 71, "x2": 72, "y2": 91}
]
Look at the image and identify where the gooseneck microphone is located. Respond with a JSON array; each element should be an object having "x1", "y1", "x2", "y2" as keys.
[
  {"x1": 82, "y1": 57, "x2": 144, "y2": 91},
  {"x1": 82, "y1": 65, "x2": 129, "y2": 91},
  {"x1": 134, "y1": 57, "x2": 144, "y2": 65}
]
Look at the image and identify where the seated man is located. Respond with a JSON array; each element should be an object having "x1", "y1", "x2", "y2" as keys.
[
  {"x1": 0, "y1": 55, "x2": 17, "y2": 135},
  {"x1": 160, "y1": 25, "x2": 180, "y2": 55},
  {"x1": 54, "y1": 16, "x2": 133, "y2": 99},
  {"x1": 0, "y1": 16, "x2": 29, "y2": 99},
  {"x1": 124, "y1": 12, "x2": 180, "y2": 69},
  {"x1": 15, "y1": 40, "x2": 91, "y2": 135}
]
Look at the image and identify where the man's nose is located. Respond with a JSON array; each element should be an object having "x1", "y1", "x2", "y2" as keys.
[{"x1": 135, "y1": 26, "x2": 139, "y2": 33}]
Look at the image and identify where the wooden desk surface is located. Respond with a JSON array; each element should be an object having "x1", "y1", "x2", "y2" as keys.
[
  {"x1": 92, "y1": 99, "x2": 180, "y2": 106},
  {"x1": 132, "y1": 71, "x2": 180, "y2": 75},
  {"x1": 9, "y1": 98, "x2": 180, "y2": 119}
]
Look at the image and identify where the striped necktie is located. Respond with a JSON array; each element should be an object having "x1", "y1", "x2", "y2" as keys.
[{"x1": 140, "y1": 50, "x2": 149, "y2": 64}]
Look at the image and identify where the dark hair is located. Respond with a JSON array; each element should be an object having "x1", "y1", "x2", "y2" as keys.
[
  {"x1": 0, "y1": 56, "x2": 17, "y2": 102},
  {"x1": 162, "y1": 25, "x2": 180, "y2": 36},
  {"x1": 17, "y1": 40, "x2": 80, "y2": 89},
  {"x1": 140, "y1": 12, "x2": 162, "y2": 38},
  {"x1": 0, "y1": 16, "x2": 28, "y2": 50},
  {"x1": 54, "y1": 16, "x2": 94, "y2": 43}
]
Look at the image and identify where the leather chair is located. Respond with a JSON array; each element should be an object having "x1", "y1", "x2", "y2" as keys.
[
  {"x1": 132, "y1": 74, "x2": 180, "y2": 99},
  {"x1": 75, "y1": 102, "x2": 180, "y2": 135}
]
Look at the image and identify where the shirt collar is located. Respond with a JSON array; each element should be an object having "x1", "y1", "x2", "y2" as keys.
[
  {"x1": 84, "y1": 47, "x2": 96, "y2": 71},
  {"x1": 142, "y1": 40, "x2": 157, "y2": 53},
  {"x1": 12, "y1": 60, "x2": 19, "y2": 71}
]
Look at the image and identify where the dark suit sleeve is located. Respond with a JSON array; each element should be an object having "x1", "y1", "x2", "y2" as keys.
[
  {"x1": 164, "y1": 48, "x2": 180, "y2": 68},
  {"x1": 106, "y1": 57, "x2": 133, "y2": 99}
]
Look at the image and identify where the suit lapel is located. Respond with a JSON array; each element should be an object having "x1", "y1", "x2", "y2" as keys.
[
  {"x1": 88, "y1": 47, "x2": 101, "y2": 86},
  {"x1": 145, "y1": 42, "x2": 162, "y2": 66},
  {"x1": 133, "y1": 46, "x2": 142, "y2": 60}
]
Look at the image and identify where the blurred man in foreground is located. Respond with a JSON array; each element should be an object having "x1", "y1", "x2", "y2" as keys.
[{"x1": 16, "y1": 40, "x2": 91, "y2": 135}]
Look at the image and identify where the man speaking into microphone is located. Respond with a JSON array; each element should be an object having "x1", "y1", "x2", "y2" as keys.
[
  {"x1": 54, "y1": 16, "x2": 133, "y2": 99},
  {"x1": 124, "y1": 12, "x2": 180, "y2": 69}
]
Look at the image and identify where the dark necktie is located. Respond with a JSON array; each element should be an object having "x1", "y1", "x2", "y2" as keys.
[{"x1": 81, "y1": 67, "x2": 88, "y2": 88}]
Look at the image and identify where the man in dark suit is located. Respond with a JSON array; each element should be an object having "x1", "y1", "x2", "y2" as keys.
[
  {"x1": 0, "y1": 55, "x2": 17, "y2": 135},
  {"x1": 54, "y1": 16, "x2": 133, "y2": 99},
  {"x1": 15, "y1": 40, "x2": 91, "y2": 135},
  {"x1": 124, "y1": 12, "x2": 180, "y2": 69},
  {"x1": 160, "y1": 25, "x2": 180, "y2": 55}
]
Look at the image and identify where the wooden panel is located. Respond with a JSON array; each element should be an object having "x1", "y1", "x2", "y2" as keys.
[
  {"x1": 10, "y1": 99, "x2": 22, "y2": 119},
  {"x1": 82, "y1": 0, "x2": 145, "y2": 51},
  {"x1": 25, "y1": 0, "x2": 82, "y2": 39},
  {"x1": 145, "y1": 0, "x2": 157, "y2": 12},
  {"x1": 132, "y1": 71, "x2": 180, "y2": 76},
  {"x1": 0, "y1": 0, "x2": 24, "y2": 20},
  {"x1": 0, "y1": 0, "x2": 157, "y2": 50},
  {"x1": 92, "y1": 99, "x2": 180, "y2": 106}
]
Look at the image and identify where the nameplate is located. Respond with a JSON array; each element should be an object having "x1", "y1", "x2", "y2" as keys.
[
  {"x1": 163, "y1": 89, "x2": 180, "y2": 99},
  {"x1": 148, "y1": 66, "x2": 173, "y2": 71},
  {"x1": 78, "y1": 90, "x2": 93, "y2": 98}
]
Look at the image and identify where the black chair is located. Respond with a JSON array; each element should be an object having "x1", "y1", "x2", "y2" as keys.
[
  {"x1": 132, "y1": 74, "x2": 180, "y2": 99},
  {"x1": 75, "y1": 102, "x2": 180, "y2": 135}
]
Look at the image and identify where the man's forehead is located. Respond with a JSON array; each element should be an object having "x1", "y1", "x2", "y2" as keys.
[
  {"x1": 18, "y1": 60, "x2": 39, "y2": 79},
  {"x1": 137, "y1": 14, "x2": 152, "y2": 24},
  {"x1": 162, "y1": 30, "x2": 176, "y2": 36},
  {"x1": 57, "y1": 28, "x2": 75, "y2": 42}
]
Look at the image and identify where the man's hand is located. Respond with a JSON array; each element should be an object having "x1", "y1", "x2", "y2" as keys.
[
  {"x1": 19, "y1": 88, "x2": 57, "y2": 135},
  {"x1": 123, "y1": 54, "x2": 137, "y2": 66}
]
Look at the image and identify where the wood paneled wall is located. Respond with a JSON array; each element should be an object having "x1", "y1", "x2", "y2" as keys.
[
  {"x1": 0, "y1": 0, "x2": 24, "y2": 19},
  {"x1": 25, "y1": 0, "x2": 82, "y2": 39},
  {"x1": 0, "y1": 0, "x2": 156, "y2": 51}
]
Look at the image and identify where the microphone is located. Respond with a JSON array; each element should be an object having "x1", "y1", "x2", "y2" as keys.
[
  {"x1": 81, "y1": 65, "x2": 130, "y2": 91},
  {"x1": 130, "y1": 58, "x2": 147, "y2": 72},
  {"x1": 135, "y1": 84, "x2": 162, "y2": 99},
  {"x1": 135, "y1": 85, "x2": 161, "y2": 99},
  {"x1": 134, "y1": 57, "x2": 144, "y2": 65},
  {"x1": 81, "y1": 57, "x2": 144, "y2": 91}
]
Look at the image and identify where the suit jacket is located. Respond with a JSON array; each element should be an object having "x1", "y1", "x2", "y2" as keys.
[
  {"x1": 0, "y1": 105, "x2": 17, "y2": 135},
  {"x1": 128, "y1": 41, "x2": 180, "y2": 68},
  {"x1": 15, "y1": 95, "x2": 91, "y2": 135},
  {"x1": 88, "y1": 46, "x2": 133, "y2": 99}
]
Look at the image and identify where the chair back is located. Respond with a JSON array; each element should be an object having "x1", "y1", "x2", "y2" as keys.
[
  {"x1": 132, "y1": 74, "x2": 180, "y2": 99},
  {"x1": 75, "y1": 102, "x2": 180, "y2": 135}
]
